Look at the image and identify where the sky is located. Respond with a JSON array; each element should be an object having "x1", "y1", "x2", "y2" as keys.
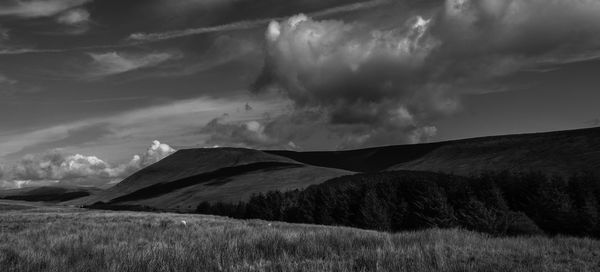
[{"x1": 1, "y1": 0, "x2": 600, "y2": 189}]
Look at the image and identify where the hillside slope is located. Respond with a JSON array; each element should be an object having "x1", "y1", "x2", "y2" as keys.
[
  {"x1": 115, "y1": 164, "x2": 350, "y2": 212},
  {"x1": 390, "y1": 127, "x2": 600, "y2": 176},
  {"x1": 269, "y1": 127, "x2": 600, "y2": 176},
  {"x1": 71, "y1": 148, "x2": 351, "y2": 210},
  {"x1": 0, "y1": 186, "x2": 101, "y2": 202}
]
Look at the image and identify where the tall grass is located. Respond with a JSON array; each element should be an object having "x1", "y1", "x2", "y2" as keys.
[{"x1": 1, "y1": 203, "x2": 599, "y2": 272}]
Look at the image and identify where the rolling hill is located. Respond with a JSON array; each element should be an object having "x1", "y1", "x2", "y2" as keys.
[
  {"x1": 0, "y1": 186, "x2": 102, "y2": 203},
  {"x1": 69, "y1": 148, "x2": 352, "y2": 211},
  {"x1": 269, "y1": 127, "x2": 600, "y2": 176},
  {"x1": 389, "y1": 127, "x2": 600, "y2": 176},
  {"x1": 36, "y1": 127, "x2": 600, "y2": 211}
]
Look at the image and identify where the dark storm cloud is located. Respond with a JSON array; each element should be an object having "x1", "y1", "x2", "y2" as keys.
[{"x1": 249, "y1": 0, "x2": 600, "y2": 148}]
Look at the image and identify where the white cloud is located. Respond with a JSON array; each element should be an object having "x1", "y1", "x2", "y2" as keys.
[
  {"x1": 56, "y1": 8, "x2": 89, "y2": 25},
  {"x1": 55, "y1": 7, "x2": 91, "y2": 34},
  {"x1": 86, "y1": 51, "x2": 178, "y2": 78},
  {"x1": 0, "y1": 140, "x2": 176, "y2": 189},
  {"x1": 126, "y1": 140, "x2": 177, "y2": 170},
  {"x1": 0, "y1": 0, "x2": 92, "y2": 18}
]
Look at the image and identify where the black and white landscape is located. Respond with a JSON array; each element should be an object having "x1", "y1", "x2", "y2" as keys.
[{"x1": 2, "y1": 0, "x2": 600, "y2": 271}]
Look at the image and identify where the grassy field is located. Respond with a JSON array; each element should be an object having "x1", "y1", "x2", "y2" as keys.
[{"x1": 1, "y1": 200, "x2": 599, "y2": 272}]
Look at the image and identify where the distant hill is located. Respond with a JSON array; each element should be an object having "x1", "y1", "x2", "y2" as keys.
[
  {"x1": 268, "y1": 127, "x2": 600, "y2": 176},
  {"x1": 63, "y1": 127, "x2": 600, "y2": 212},
  {"x1": 71, "y1": 148, "x2": 352, "y2": 211},
  {"x1": 389, "y1": 127, "x2": 600, "y2": 176},
  {"x1": 0, "y1": 186, "x2": 102, "y2": 203}
]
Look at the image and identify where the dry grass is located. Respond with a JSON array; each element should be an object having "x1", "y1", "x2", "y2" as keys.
[{"x1": 1, "y1": 201, "x2": 599, "y2": 272}]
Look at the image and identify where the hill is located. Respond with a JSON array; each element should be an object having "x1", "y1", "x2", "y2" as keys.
[
  {"x1": 68, "y1": 127, "x2": 600, "y2": 211},
  {"x1": 390, "y1": 127, "x2": 600, "y2": 176},
  {"x1": 71, "y1": 148, "x2": 351, "y2": 211},
  {"x1": 268, "y1": 127, "x2": 600, "y2": 176},
  {"x1": 0, "y1": 186, "x2": 101, "y2": 202}
]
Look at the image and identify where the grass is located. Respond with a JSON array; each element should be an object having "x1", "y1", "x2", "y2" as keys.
[{"x1": 1, "y1": 201, "x2": 599, "y2": 272}]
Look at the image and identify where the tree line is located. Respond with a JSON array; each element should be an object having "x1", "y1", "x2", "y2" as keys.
[{"x1": 196, "y1": 171, "x2": 600, "y2": 237}]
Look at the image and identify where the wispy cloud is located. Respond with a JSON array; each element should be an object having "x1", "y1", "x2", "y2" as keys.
[
  {"x1": 0, "y1": 95, "x2": 286, "y2": 161},
  {"x1": 85, "y1": 51, "x2": 179, "y2": 78},
  {"x1": 56, "y1": 8, "x2": 91, "y2": 34},
  {"x1": 0, "y1": 26, "x2": 8, "y2": 40},
  {"x1": 0, "y1": 0, "x2": 92, "y2": 18},
  {"x1": 0, "y1": 74, "x2": 18, "y2": 97},
  {"x1": 0, "y1": 1, "x2": 389, "y2": 56},
  {"x1": 0, "y1": 74, "x2": 17, "y2": 85},
  {"x1": 127, "y1": 0, "x2": 391, "y2": 43},
  {"x1": 57, "y1": 8, "x2": 89, "y2": 25}
]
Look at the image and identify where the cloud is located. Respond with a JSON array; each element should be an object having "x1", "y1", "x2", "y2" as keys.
[
  {"x1": 0, "y1": 74, "x2": 17, "y2": 85},
  {"x1": 86, "y1": 51, "x2": 178, "y2": 78},
  {"x1": 0, "y1": 140, "x2": 176, "y2": 189},
  {"x1": 0, "y1": 26, "x2": 8, "y2": 40},
  {"x1": 253, "y1": 13, "x2": 446, "y2": 147},
  {"x1": 11, "y1": 152, "x2": 117, "y2": 182},
  {"x1": 56, "y1": 8, "x2": 89, "y2": 25},
  {"x1": 0, "y1": 74, "x2": 19, "y2": 97},
  {"x1": 587, "y1": 118, "x2": 600, "y2": 127},
  {"x1": 0, "y1": 0, "x2": 92, "y2": 18},
  {"x1": 0, "y1": 25, "x2": 11, "y2": 51},
  {"x1": 200, "y1": 116, "x2": 287, "y2": 149},
  {"x1": 56, "y1": 8, "x2": 91, "y2": 34},
  {"x1": 126, "y1": 0, "x2": 391, "y2": 43},
  {"x1": 250, "y1": 0, "x2": 600, "y2": 148},
  {"x1": 125, "y1": 140, "x2": 177, "y2": 171},
  {"x1": 0, "y1": 95, "x2": 284, "y2": 163}
]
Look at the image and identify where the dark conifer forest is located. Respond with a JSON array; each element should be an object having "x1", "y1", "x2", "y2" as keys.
[{"x1": 196, "y1": 171, "x2": 600, "y2": 238}]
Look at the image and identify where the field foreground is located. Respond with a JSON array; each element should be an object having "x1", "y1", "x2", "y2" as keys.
[{"x1": 1, "y1": 201, "x2": 599, "y2": 272}]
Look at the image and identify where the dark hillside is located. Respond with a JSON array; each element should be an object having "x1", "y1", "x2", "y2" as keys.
[
  {"x1": 0, "y1": 186, "x2": 100, "y2": 202},
  {"x1": 267, "y1": 127, "x2": 600, "y2": 176},
  {"x1": 197, "y1": 171, "x2": 600, "y2": 238},
  {"x1": 266, "y1": 143, "x2": 443, "y2": 172}
]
